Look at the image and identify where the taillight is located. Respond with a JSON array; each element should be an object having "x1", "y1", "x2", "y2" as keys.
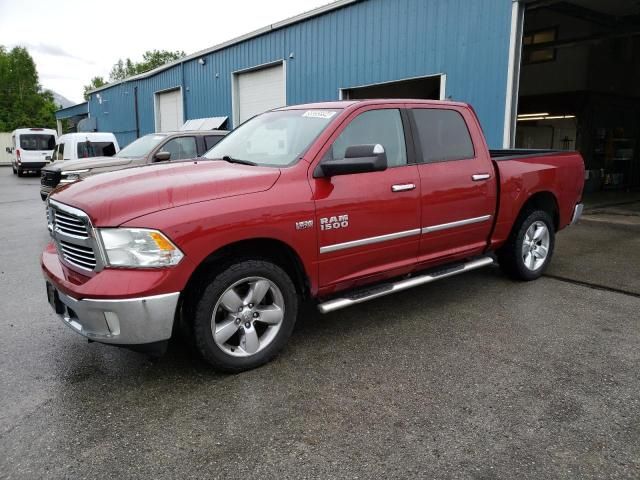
[{"x1": 16, "y1": 149, "x2": 21, "y2": 163}]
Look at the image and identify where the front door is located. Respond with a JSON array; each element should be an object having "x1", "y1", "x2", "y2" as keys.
[
  {"x1": 410, "y1": 106, "x2": 497, "y2": 265},
  {"x1": 311, "y1": 106, "x2": 421, "y2": 290}
]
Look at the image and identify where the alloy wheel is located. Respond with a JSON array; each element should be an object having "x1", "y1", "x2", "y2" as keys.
[
  {"x1": 211, "y1": 276, "x2": 285, "y2": 357},
  {"x1": 522, "y1": 221, "x2": 550, "y2": 271}
]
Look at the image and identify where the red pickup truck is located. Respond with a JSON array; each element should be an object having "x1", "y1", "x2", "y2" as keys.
[{"x1": 42, "y1": 100, "x2": 584, "y2": 372}]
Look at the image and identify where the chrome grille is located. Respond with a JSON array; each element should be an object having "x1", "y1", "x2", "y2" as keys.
[
  {"x1": 53, "y1": 210, "x2": 89, "y2": 238},
  {"x1": 59, "y1": 240, "x2": 97, "y2": 270},
  {"x1": 47, "y1": 199, "x2": 103, "y2": 272}
]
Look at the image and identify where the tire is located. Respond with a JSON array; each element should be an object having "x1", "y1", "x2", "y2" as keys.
[
  {"x1": 191, "y1": 259, "x2": 298, "y2": 373},
  {"x1": 498, "y1": 209, "x2": 555, "y2": 281},
  {"x1": 12, "y1": 165, "x2": 17, "y2": 175},
  {"x1": 16, "y1": 168, "x2": 24, "y2": 177}
]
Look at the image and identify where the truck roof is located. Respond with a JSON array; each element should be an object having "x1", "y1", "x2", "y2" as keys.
[
  {"x1": 58, "y1": 132, "x2": 118, "y2": 142},
  {"x1": 277, "y1": 99, "x2": 470, "y2": 111},
  {"x1": 12, "y1": 128, "x2": 57, "y2": 135},
  {"x1": 141, "y1": 130, "x2": 229, "y2": 136}
]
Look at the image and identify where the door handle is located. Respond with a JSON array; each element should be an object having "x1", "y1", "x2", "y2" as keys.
[
  {"x1": 472, "y1": 173, "x2": 491, "y2": 181},
  {"x1": 391, "y1": 183, "x2": 416, "y2": 192}
]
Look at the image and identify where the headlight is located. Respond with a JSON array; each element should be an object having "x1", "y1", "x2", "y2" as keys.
[
  {"x1": 98, "y1": 228, "x2": 184, "y2": 268},
  {"x1": 60, "y1": 169, "x2": 89, "y2": 184}
]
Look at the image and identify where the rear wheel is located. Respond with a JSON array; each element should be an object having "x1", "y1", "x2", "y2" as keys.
[
  {"x1": 191, "y1": 259, "x2": 298, "y2": 372},
  {"x1": 16, "y1": 167, "x2": 24, "y2": 177},
  {"x1": 498, "y1": 210, "x2": 555, "y2": 281}
]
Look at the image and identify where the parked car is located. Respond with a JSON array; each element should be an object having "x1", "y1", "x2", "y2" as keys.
[
  {"x1": 51, "y1": 132, "x2": 120, "y2": 163},
  {"x1": 42, "y1": 100, "x2": 585, "y2": 372},
  {"x1": 9, "y1": 128, "x2": 57, "y2": 176},
  {"x1": 39, "y1": 129, "x2": 228, "y2": 200}
]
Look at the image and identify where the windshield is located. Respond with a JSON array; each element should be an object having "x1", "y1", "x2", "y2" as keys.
[
  {"x1": 204, "y1": 109, "x2": 340, "y2": 167},
  {"x1": 20, "y1": 134, "x2": 55, "y2": 151},
  {"x1": 118, "y1": 134, "x2": 166, "y2": 158}
]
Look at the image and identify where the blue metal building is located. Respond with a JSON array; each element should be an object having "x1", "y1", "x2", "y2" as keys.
[{"x1": 62, "y1": 0, "x2": 523, "y2": 149}]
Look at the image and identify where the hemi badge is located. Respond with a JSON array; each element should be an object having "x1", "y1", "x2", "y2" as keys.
[{"x1": 296, "y1": 220, "x2": 314, "y2": 230}]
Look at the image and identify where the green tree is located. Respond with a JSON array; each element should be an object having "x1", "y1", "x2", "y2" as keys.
[
  {"x1": 0, "y1": 45, "x2": 57, "y2": 131},
  {"x1": 109, "y1": 49, "x2": 186, "y2": 81},
  {"x1": 83, "y1": 76, "x2": 107, "y2": 101}
]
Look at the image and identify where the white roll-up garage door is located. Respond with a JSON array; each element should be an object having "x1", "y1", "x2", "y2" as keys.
[
  {"x1": 156, "y1": 89, "x2": 183, "y2": 132},
  {"x1": 235, "y1": 63, "x2": 285, "y2": 125}
]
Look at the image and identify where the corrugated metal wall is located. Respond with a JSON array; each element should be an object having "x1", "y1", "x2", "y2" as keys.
[
  {"x1": 88, "y1": 0, "x2": 513, "y2": 148},
  {"x1": 55, "y1": 102, "x2": 88, "y2": 120}
]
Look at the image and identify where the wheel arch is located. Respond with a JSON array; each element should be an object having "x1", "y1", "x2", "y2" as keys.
[
  {"x1": 183, "y1": 237, "x2": 311, "y2": 302},
  {"x1": 517, "y1": 191, "x2": 560, "y2": 231}
]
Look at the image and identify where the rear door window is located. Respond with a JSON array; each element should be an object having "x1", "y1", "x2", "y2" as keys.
[
  {"x1": 19, "y1": 134, "x2": 56, "y2": 151},
  {"x1": 77, "y1": 141, "x2": 117, "y2": 158},
  {"x1": 161, "y1": 137, "x2": 197, "y2": 160},
  {"x1": 411, "y1": 109, "x2": 475, "y2": 162}
]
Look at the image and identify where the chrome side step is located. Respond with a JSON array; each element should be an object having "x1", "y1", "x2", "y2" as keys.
[{"x1": 317, "y1": 256, "x2": 495, "y2": 314}]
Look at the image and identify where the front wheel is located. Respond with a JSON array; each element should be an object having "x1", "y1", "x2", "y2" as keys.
[
  {"x1": 192, "y1": 259, "x2": 298, "y2": 372},
  {"x1": 498, "y1": 210, "x2": 555, "y2": 281}
]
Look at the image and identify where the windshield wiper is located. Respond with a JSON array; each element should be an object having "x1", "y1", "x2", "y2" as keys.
[{"x1": 220, "y1": 155, "x2": 257, "y2": 166}]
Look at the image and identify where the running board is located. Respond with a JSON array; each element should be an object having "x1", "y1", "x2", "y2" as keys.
[{"x1": 317, "y1": 256, "x2": 495, "y2": 314}]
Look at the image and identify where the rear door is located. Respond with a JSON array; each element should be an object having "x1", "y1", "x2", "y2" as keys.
[
  {"x1": 410, "y1": 106, "x2": 497, "y2": 265},
  {"x1": 311, "y1": 106, "x2": 421, "y2": 289},
  {"x1": 18, "y1": 133, "x2": 56, "y2": 164}
]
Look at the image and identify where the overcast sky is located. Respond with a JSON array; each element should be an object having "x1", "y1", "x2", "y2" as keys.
[{"x1": 0, "y1": 0, "x2": 332, "y2": 104}]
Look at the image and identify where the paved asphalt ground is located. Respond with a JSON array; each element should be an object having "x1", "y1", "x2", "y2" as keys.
[{"x1": 0, "y1": 167, "x2": 638, "y2": 479}]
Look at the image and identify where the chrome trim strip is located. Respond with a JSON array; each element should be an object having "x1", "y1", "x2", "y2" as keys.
[
  {"x1": 320, "y1": 228, "x2": 421, "y2": 254},
  {"x1": 48, "y1": 198, "x2": 89, "y2": 219},
  {"x1": 422, "y1": 215, "x2": 492, "y2": 234}
]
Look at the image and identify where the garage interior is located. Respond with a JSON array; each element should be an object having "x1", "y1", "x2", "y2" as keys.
[{"x1": 517, "y1": 0, "x2": 640, "y2": 195}]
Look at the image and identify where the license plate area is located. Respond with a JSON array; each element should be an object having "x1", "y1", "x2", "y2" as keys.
[{"x1": 46, "y1": 282, "x2": 65, "y2": 314}]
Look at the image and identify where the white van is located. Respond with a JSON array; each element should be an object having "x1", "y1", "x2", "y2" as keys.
[
  {"x1": 10, "y1": 128, "x2": 58, "y2": 176},
  {"x1": 51, "y1": 132, "x2": 120, "y2": 162}
]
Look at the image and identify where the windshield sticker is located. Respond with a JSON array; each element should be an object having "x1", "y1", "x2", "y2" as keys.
[{"x1": 302, "y1": 110, "x2": 337, "y2": 119}]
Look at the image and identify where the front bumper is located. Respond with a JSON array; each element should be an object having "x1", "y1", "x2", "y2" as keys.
[
  {"x1": 51, "y1": 286, "x2": 180, "y2": 345},
  {"x1": 42, "y1": 244, "x2": 182, "y2": 345}
]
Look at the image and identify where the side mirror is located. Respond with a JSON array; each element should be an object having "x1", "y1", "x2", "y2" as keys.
[
  {"x1": 154, "y1": 151, "x2": 171, "y2": 162},
  {"x1": 314, "y1": 144, "x2": 387, "y2": 178}
]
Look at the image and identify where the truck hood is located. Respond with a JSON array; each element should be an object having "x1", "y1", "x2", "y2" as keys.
[
  {"x1": 43, "y1": 156, "x2": 137, "y2": 173},
  {"x1": 51, "y1": 160, "x2": 281, "y2": 226}
]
